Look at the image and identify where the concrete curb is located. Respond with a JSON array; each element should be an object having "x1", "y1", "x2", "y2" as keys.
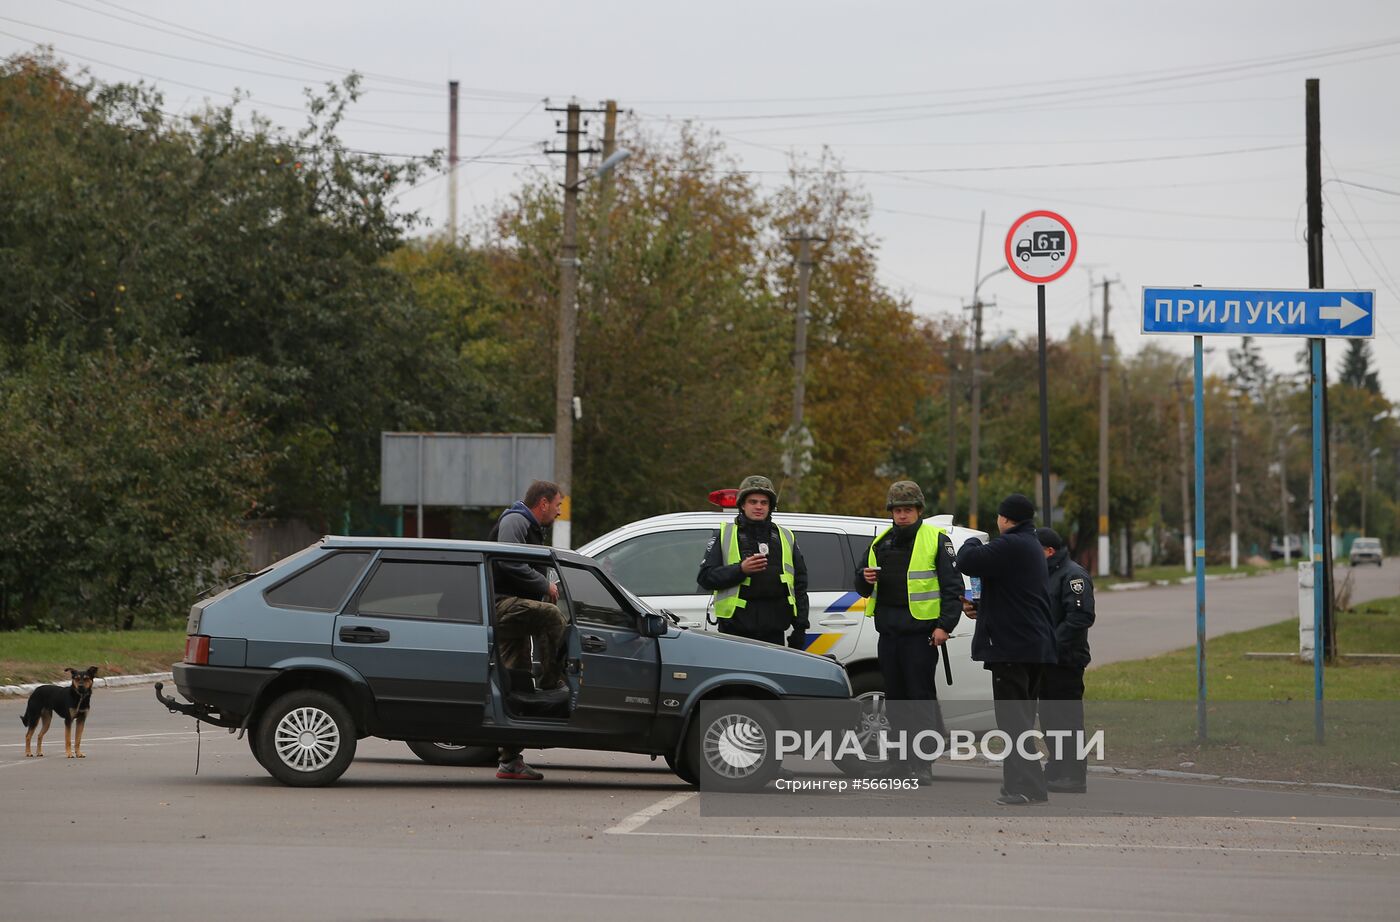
[
  {"x1": 0, "y1": 672, "x2": 172, "y2": 698},
  {"x1": 1104, "y1": 569, "x2": 1280, "y2": 592}
]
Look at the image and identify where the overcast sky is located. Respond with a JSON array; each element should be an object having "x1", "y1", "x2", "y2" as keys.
[{"x1": 6, "y1": 0, "x2": 1400, "y2": 394}]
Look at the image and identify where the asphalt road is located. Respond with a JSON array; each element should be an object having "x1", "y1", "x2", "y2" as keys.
[
  {"x1": 1091, "y1": 563, "x2": 1400, "y2": 665},
  {"x1": 3, "y1": 683, "x2": 1398, "y2": 921}
]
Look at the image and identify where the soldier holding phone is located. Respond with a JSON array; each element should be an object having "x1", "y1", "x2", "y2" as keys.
[{"x1": 698, "y1": 475, "x2": 810, "y2": 648}]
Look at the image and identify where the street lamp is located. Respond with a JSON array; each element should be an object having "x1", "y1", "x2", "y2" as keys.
[{"x1": 967, "y1": 264, "x2": 1010, "y2": 529}]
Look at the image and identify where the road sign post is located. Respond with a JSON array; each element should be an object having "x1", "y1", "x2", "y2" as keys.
[
  {"x1": 1142, "y1": 285, "x2": 1376, "y2": 743},
  {"x1": 1006, "y1": 211, "x2": 1077, "y2": 528},
  {"x1": 1193, "y1": 335, "x2": 1206, "y2": 740}
]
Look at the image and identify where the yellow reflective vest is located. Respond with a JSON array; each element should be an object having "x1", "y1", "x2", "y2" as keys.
[
  {"x1": 712, "y1": 521, "x2": 798, "y2": 620},
  {"x1": 866, "y1": 522, "x2": 946, "y2": 621}
]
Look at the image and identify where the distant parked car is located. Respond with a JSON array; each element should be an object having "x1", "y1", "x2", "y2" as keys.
[{"x1": 1349, "y1": 537, "x2": 1384, "y2": 567}]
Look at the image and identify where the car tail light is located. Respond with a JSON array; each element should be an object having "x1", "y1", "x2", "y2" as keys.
[
  {"x1": 184, "y1": 635, "x2": 210, "y2": 665},
  {"x1": 708, "y1": 488, "x2": 739, "y2": 509}
]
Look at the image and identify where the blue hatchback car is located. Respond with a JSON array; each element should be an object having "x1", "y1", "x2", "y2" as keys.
[{"x1": 156, "y1": 536, "x2": 853, "y2": 789}]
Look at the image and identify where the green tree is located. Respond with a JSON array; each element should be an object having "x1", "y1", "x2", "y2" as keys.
[
  {"x1": 1339, "y1": 339, "x2": 1381, "y2": 393},
  {"x1": 0, "y1": 343, "x2": 266, "y2": 629}
]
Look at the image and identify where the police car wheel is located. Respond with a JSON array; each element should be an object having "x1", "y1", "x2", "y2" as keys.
[
  {"x1": 686, "y1": 699, "x2": 780, "y2": 793},
  {"x1": 406, "y1": 741, "x2": 498, "y2": 767},
  {"x1": 836, "y1": 670, "x2": 891, "y2": 777}
]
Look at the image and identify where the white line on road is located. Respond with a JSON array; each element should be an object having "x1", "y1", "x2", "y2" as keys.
[
  {"x1": 613, "y1": 829, "x2": 1400, "y2": 857},
  {"x1": 0, "y1": 731, "x2": 189, "y2": 749},
  {"x1": 604, "y1": 791, "x2": 697, "y2": 835}
]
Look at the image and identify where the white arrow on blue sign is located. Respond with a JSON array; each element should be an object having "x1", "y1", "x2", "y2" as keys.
[{"x1": 1142, "y1": 287, "x2": 1375, "y2": 339}]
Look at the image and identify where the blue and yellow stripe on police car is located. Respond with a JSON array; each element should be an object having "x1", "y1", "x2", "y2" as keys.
[{"x1": 801, "y1": 592, "x2": 868, "y2": 654}]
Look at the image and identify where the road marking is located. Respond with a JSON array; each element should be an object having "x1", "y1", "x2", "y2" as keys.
[
  {"x1": 604, "y1": 791, "x2": 697, "y2": 835},
  {"x1": 0, "y1": 731, "x2": 189, "y2": 749},
  {"x1": 613, "y1": 829, "x2": 1400, "y2": 857}
]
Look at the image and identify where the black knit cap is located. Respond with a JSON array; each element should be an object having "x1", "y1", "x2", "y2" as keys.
[
  {"x1": 998, "y1": 493, "x2": 1036, "y2": 523},
  {"x1": 1035, "y1": 527, "x2": 1064, "y2": 551}
]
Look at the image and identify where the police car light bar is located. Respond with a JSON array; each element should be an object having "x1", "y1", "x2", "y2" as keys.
[{"x1": 708, "y1": 488, "x2": 739, "y2": 509}]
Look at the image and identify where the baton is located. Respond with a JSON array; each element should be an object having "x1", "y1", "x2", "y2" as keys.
[{"x1": 941, "y1": 642, "x2": 953, "y2": 685}]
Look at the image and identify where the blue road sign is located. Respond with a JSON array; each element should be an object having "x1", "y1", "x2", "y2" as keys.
[{"x1": 1142, "y1": 287, "x2": 1375, "y2": 338}]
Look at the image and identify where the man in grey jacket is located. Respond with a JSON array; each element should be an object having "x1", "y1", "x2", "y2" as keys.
[{"x1": 488, "y1": 480, "x2": 568, "y2": 780}]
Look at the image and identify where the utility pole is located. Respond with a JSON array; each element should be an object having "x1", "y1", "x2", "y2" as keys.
[
  {"x1": 785, "y1": 232, "x2": 823, "y2": 510},
  {"x1": 545, "y1": 101, "x2": 604, "y2": 549},
  {"x1": 967, "y1": 210, "x2": 990, "y2": 531},
  {"x1": 447, "y1": 80, "x2": 459, "y2": 241},
  {"x1": 945, "y1": 338, "x2": 959, "y2": 517},
  {"x1": 1097, "y1": 278, "x2": 1113, "y2": 576},
  {"x1": 1305, "y1": 77, "x2": 1336, "y2": 662},
  {"x1": 1229, "y1": 400, "x2": 1240, "y2": 569},
  {"x1": 1278, "y1": 426, "x2": 1292, "y2": 564},
  {"x1": 1120, "y1": 368, "x2": 1135, "y2": 577},
  {"x1": 1175, "y1": 373, "x2": 1194, "y2": 573},
  {"x1": 595, "y1": 100, "x2": 618, "y2": 260}
]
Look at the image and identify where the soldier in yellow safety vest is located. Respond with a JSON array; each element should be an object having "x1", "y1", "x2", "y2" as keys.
[
  {"x1": 697, "y1": 475, "x2": 810, "y2": 648},
  {"x1": 853, "y1": 480, "x2": 962, "y2": 784}
]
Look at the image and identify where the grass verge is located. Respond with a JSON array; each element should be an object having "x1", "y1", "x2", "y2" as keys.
[
  {"x1": 1085, "y1": 599, "x2": 1400, "y2": 789},
  {"x1": 1, "y1": 630, "x2": 184, "y2": 686}
]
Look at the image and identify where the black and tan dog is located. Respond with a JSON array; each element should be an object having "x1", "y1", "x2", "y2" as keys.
[{"x1": 21, "y1": 666, "x2": 99, "y2": 758}]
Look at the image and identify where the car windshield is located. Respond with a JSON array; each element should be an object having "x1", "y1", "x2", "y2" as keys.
[
  {"x1": 612, "y1": 581, "x2": 679, "y2": 622},
  {"x1": 1354, "y1": 539, "x2": 1380, "y2": 549}
]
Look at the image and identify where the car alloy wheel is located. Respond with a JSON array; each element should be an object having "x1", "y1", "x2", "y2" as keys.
[
  {"x1": 274, "y1": 705, "x2": 341, "y2": 772},
  {"x1": 701, "y1": 712, "x2": 769, "y2": 780},
  {"x1": 255, "y1": 689, "x2": 357, "y2": 787}
]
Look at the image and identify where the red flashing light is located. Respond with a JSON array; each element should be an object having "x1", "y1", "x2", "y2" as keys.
[
  {"x1": 184, "y1": 635, "x2": 210, "y2": 665},
  {"x1": 708, "y1": 488, "x2": 739, "y2": 509}
]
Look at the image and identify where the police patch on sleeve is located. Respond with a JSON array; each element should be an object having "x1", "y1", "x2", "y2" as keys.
[{"x1": 1069, "y1": 577, "x2": 1086, "y2": 595}]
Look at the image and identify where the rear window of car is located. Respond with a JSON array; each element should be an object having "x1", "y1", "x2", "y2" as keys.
[{"x1": 264, "y1": 552, "x2": 372, "y2": 611}]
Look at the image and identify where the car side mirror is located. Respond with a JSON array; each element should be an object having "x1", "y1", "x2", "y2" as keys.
[{"x1": 639, "y1": 613, "x2": 667, "y2": 638}]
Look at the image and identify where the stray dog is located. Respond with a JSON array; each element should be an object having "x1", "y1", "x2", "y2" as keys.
[{"x1": 21, "y1": 666, "x2": 99, "y2": 758}]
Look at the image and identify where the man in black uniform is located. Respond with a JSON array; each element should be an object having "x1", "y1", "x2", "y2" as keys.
[
  {"x1": 853, "y1": 481, "x2": 961, "y2": 784},
  {"x1": 955, "y1": 493, "x2": 1058, "y2": 806},
  {"x1": 1036, "y1": 527, "x2": 1096, "y2": 793},
  {"x1": 697, "y1": 475, "x2": 809, "y2": 648}
]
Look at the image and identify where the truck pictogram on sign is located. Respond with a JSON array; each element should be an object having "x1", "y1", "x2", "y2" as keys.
[{"x1": 1015, "y1": 230, "x2": 1066, "y2": 262}]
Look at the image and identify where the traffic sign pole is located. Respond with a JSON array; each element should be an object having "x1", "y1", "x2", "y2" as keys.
[
  {"x1": 1038, "y1": 284, "x2": 1051, "y2": 528},
  {"x1": 1005, "y1": 210, "x2": 1076, "y2": 527},
  {"x1": 1193, "y1": 336, "x2": 1207, "y2": 741},
  {"x1": 1310, "y1": 337, "x2": 1326, "y2": 744}
]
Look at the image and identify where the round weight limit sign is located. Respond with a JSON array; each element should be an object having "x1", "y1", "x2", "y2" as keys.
[{"x1": 1004, "y1": 210, "x2": 1077, "y2": 284}]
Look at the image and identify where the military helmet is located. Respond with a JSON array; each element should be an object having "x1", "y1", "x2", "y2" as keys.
[
  {"x1": 886, "y1": 480, "x2": 925, "y2": 510},
  {"x1": 736, "y1": 474, "x2": 779, "y2": 509}
]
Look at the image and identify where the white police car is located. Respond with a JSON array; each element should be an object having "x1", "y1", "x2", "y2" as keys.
[{"x1": 578, "y1": 490, "x2": 995, "y2": 734}]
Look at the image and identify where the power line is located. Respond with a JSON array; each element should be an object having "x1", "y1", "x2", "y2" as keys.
[
  {"x1": 0, "y1": 14, "x2": 442, "y2": 97},
  {"x1": 1325, "y1": 178, "x2": 1400, "y2": 198},
  {"x1": 628, "y1": 34, "x2": 1400, "y2": 107},
  {"x1": 82, "y1": 0, "x2": 543, "y2": 100},
  {"x1": 2, "y1": 30, "x2": 542, "y2": 145}
]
